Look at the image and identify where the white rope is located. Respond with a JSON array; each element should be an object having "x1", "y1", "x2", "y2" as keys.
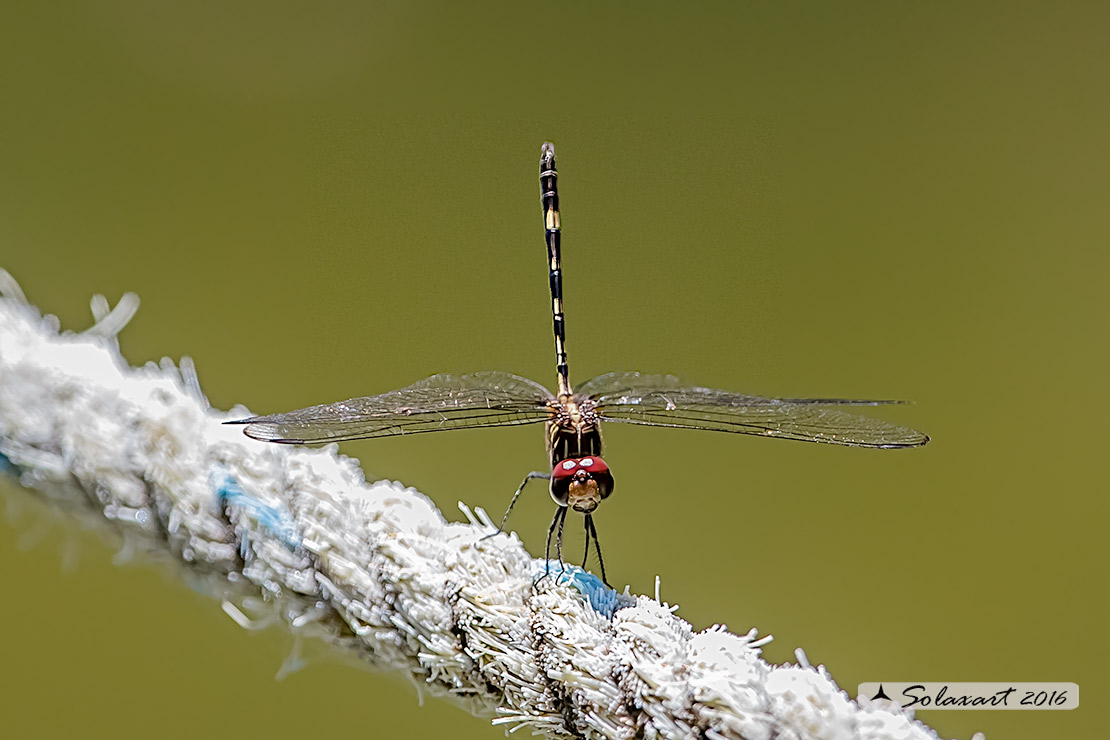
[{"x1": 0, "y1": 271, "x2": 960, "y2": 740}]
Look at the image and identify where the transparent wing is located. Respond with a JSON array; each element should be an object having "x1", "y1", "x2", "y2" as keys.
[
  {"x1": 576, "y1": 372, "x2": 928, "y2": 449},
  {"x1": 230, "y1": 371, "x2": 555, "y2": 443}
]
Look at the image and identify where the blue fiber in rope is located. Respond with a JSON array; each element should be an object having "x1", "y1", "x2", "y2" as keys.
[
  {"x1": 532, "y1": 559, "x2": 634, "y2": 618},
  {"x1": 212, "y1": 470, "x2": 302, "y2": 550},
  {"x1": 0, "y1": 449, "x2": 17, "y2": 476}
]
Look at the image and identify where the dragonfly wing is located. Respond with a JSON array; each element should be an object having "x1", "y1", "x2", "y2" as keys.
[
  {"x1": 231, "y1": 371, "x2": 555, "y2": 443},
  {"x1": 579, "y1": 372, "x2": 928, "y2": 449}
]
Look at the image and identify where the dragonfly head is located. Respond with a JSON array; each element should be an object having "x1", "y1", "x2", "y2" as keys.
[{"x1": 550, "y1": 456, "x2": 614, "y2": 513}]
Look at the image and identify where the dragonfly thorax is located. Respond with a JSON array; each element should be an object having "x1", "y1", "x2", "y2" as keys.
[
  {"x1": 546, "y1": 395, "x2": 602, "y2": 465},
  {"x1": 550, "y1": 456, "x2": 614, "y2": 513}
]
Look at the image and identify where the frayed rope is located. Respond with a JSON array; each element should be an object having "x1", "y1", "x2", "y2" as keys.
[{"x1": 0, "y1": 269, "x2": 966, "y2": 740}]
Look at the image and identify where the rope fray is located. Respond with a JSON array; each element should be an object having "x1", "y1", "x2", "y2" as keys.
[{"x1": 0, "y1": 270, "x2": 963, "y2": 740}]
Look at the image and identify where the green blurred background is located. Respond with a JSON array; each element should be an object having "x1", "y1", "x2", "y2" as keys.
[{"x1": 1, "y1": 3, "x2": 1104, "y2": 739}]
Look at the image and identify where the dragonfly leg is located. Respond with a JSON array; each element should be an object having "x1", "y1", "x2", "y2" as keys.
[
  {"x1": 585, "y1": 514, "x2": 611, "y2": 588},
  {"x1": 483, "y1": 471, "x2": 551, "y2": 541},
  {"x1": 555, "y1": 506, "x2": 567, "y2": 578},
  {"x1": 582, "y1": 514, "x2": 591, "y2": 570},
  {"x1": 540, "y1": 506, "x2": 566, "y2": 584}
]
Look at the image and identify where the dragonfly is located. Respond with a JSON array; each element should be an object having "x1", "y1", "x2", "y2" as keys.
[{"x1": 229, "y1": 142, "x2": 928, "y2": 586}]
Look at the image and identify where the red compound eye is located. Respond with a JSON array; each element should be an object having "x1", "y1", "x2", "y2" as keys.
[
  {"x1": 577, "y1": 456, "x2": 609, "y2": 474},
  {"x1": 552, "y1": 456, "x2": 610, "y2": 479},
  {"x1": 552, "y1": 458, "x2": 581, "y2": 479}
]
